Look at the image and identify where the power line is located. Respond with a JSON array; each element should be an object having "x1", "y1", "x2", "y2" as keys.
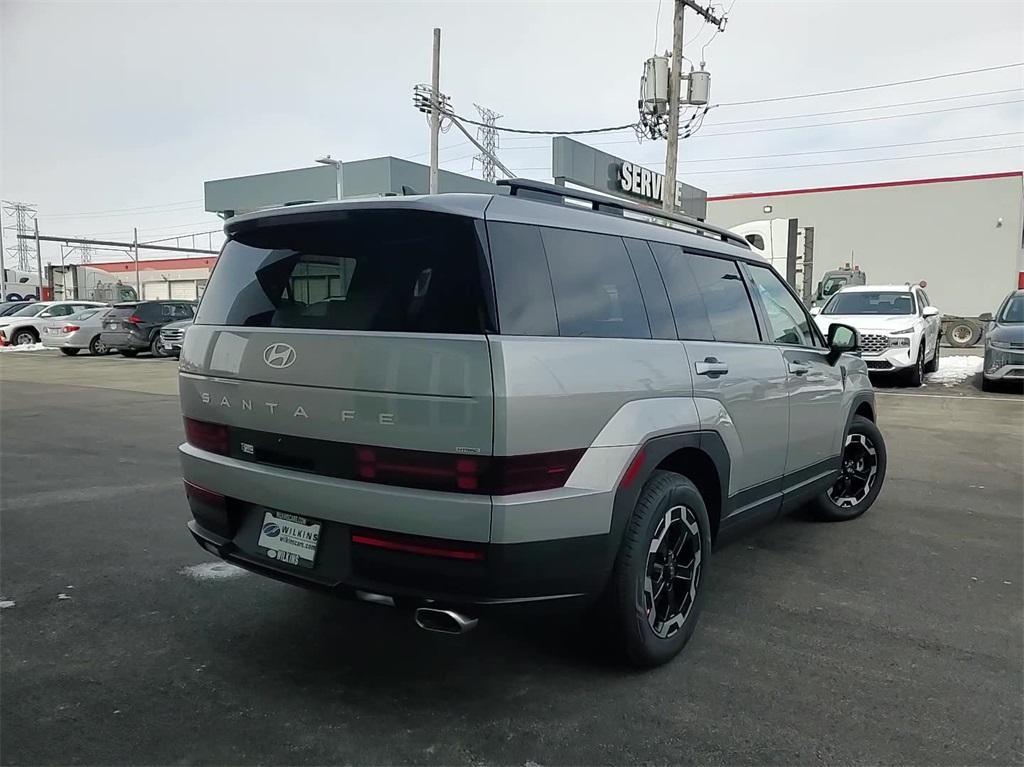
[
  {"x1": 697, "y1": 97, "x2": 1023, "y2": 138},
  {"x1": 41, "y1": 199, "x2": 204, "y2": 219},
  {"x1": 717, "y1": 62, "x2": 1024, "y2": 107},
  {"x1": 669, "y1": 144, "x2": 1024, "y2": 175},
  {"x1": 451, "y1": 113, "x2": 637, "y2": 136},
  {"x1": 705, "y1": 88, "x2": 1022, "y2": 126},
  {"x1": 506, "y1": 141, "x2": 1023, "y2": 174}
]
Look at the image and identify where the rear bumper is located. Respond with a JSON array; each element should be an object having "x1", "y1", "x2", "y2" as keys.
[
  {"x1": 186, "y1": 512, "x2": 606, "y2": 612},
  {"x1": 101, "y1": 330, "x2": 148, "y2": 350},
  {"x1": 181, "y1": 444, "x2": 615, "y2": 609}
]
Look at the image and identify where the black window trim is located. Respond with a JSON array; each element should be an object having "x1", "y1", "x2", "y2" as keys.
[{"x1": 740, "y1": 260, "x2": 828, "y2": 350}]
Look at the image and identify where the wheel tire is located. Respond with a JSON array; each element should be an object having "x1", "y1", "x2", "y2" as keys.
[
  {"x1": 89, "y1": 336, "x2": 107, "y2": 356},
  {"x1": 120, "y1": 350, "x2": 139, "y2": 358},
  {"x1": 606, "y1": 470, "x2": 712, "y2": 668},
  {"x1": 809, "y1": 415, "x2": 887, "y2": 522},
  {"x1": 924, "y1": 340, "x2": 940, "y2": 374},
  {"x1": 947, "y1": 321, "x2": 979, "y2": 348},
  {"x1": 59, "y1": 348, "x2": 80, "y2": 356},
  {"x1": 12, "y1": 329, "x2": 38, "y2": 346},
  {"x1": 903, "y1": 344, "x2": 925, "y2": 387},
  {"x1": 150, "y1": 336, "x2": 165, "y2": 357}
]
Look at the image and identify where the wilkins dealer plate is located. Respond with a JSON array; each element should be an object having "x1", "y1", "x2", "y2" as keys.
[{"x1": 256, "y1": 511, "x2": 320, "y2": 568}]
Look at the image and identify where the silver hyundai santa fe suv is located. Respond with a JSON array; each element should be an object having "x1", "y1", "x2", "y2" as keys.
[{"x1": 180, "y1": 179, "x2": 886, "y2": 667}]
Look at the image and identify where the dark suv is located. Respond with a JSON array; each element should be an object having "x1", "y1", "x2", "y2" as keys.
[{"x1": 101, "y1": 301, "x2": 195, "y2": 357}]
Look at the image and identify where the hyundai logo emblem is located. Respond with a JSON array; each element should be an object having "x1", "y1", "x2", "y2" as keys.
[{"x1": 263, "y1": 343, "x2": 297, "y2": 369}]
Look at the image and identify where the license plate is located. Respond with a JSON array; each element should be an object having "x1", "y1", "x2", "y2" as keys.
[
  {"x1": 257, "y1": 511, "x2": 320, "y2": 568},
  {"x1": 46, "y1": 328, "x2": 57, "y2": 335},
  {"x1": 105, "y1": 322, "x2": 119, "y2": 330}
]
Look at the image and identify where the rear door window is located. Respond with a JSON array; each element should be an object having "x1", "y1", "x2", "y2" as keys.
[
  {"x1": 685, "y1": 254, "x2": 761, "y2": 343},
  {"x1": 196, "y1": 211, "x2": 491, "y2": 334},
  {"x1": 539, "y1": 228, "x2": 650, "y2": 339},
  {"x1": 650, "y1": 243, "x2": 713, "y2": 341}
]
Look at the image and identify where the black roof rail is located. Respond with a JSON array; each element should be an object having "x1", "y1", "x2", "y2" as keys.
[{"x1": 496, "y1": 178, "x2": 749, "y2": 250}]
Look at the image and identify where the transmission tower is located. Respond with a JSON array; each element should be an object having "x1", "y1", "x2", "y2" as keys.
[
  {"x1": 473, "y1": 104, "x2": 503, "y2": 183},
  {"x1": 2, "y1": 201, "x2": 37, "y2": 270}
]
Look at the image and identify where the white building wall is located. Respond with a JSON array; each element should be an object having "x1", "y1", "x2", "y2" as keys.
[{"x1": 706, "y1": 173, "x2": 1023, "y2": 316}]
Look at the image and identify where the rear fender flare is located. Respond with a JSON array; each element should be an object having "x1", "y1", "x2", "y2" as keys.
[{"x1": 601, "y1": 431, "x2": 730, "y2": 577}]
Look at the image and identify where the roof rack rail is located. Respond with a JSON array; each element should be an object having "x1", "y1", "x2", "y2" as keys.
[{"x1": 496, "y1": 178, "x2": 749, "y2": 249}]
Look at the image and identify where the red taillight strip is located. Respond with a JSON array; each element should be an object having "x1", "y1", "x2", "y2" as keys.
[
  {"x1": 183, "y1": 479, "x2": 226, "y2": 508},
  {"x1": 351, "y1": 531, "x2": 485, "y2": 561}
]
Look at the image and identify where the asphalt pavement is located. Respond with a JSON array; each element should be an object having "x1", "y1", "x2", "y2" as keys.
[{"x1": 1, "y1": 351, "x2": 1021, "y2": 766}]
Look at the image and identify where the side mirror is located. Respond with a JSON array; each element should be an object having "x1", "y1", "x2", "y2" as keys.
[
  {"x1": 978, "y1": 312, "x2": 993, "y2": 322},
  {"x1": 827, "y1": 323, "x2": 858, "y2": 363},
  {"x1": 922, "y1": 306, "x2": 940, "y2": 318},
  {"x1": 809, "y1": 306, "x2": 821, "y2": 316}
]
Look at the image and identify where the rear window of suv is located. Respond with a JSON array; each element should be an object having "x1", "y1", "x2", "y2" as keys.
[{"x1": 197, "y1": 211, "x2": 491, "y2": 334}]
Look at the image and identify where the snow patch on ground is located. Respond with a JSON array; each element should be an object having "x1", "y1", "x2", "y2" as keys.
[
  {"x1": 181, "y1": 562, "x2": 247, "y2": 580},
  {"x1": 0, "y1": 599, "x2": 15, "y2": 609},
  {"x1": 925, "y1": 355, "x2": 983, "y2": 387},
  {"x1": 0, "y1": 342, "x2": 48, "y2": 352}
]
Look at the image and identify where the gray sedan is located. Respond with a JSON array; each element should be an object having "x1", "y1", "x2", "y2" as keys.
[
  {"x1": 983, "y1": 289, "x2": 1024, "y2": 391},
  {"x1": 40, "y1": 307, "x2": 113, "y2": 356}
]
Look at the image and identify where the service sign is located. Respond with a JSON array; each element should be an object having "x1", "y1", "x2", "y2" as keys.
[{"x1": 617, "y1": 162, "x2": 681, "y2": 207}]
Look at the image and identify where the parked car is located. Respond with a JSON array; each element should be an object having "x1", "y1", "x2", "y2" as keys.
[
  {"x1": 178, "y1": 180, "x2": 886, "y2": 668},
  {"x1": 812, "y1": 283, "x2": 941, "y2": 386},
  {"x1": 982, "y1": 289, "x2": 1024, "y2": 392},
  {"x1": 40, "y1": 307, "x2": 113, "y2": 356},
  {"x1": 100, "y1": 301, "x2": 196, "y2": 357},
  {"x1": 157, "y1": 318, "x2": 192, "y2": 358},
  {"x1": 0, "y1": 300, "x2": 108, "y2": 347},
  {"x1": 0, "y1": 300, "x2": 34, "y2": 317}
]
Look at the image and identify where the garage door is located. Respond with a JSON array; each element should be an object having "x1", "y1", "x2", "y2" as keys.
[
  {"x1": 143, "y1": 282, "x2": 170, "y2": 300},
  {"x1": 170, "y1": 280, "x2": 197, "y2": 300}
]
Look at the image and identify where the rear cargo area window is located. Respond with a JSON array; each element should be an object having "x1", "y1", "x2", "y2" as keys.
[{"x1": 196, "y1": 212, "x2": 491, "y2": 334}]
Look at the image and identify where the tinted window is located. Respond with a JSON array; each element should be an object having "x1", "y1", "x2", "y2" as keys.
[
  {"x1": 539, "y1": 228, "x2": 649, "y2": 339},
  {"x1": 197, "y1": 212, "x2": 490, "y2": 333},
  {"x1": 824, "y1": 291, "x2": 915, "y2": 315},
  {"x1": 998, "y1": 294, "x2": 1024, "y2": 323},
  {"x1": 686, "y1": 254, "x2": 760, "y2": 343},
  {"x1": 9, "y1": 303, "x2": 47, "y2": 317},
  {"x1": 487, "y1": 222, "x2": 558, "y2": 336},
  {"x1": 747, "y1": 264, "x2": 819, "y2": 347},
  {"x1": 624, "y1": 239, "x2": 675, "y2": 339},
  {"x1": 651, "y1": 243, "x2": 713, "y2": 340},
  {"x1": 44, "y1": 305, "x2": 74, "y2": 317},
  {"x1": 745, "y1": 234, "x2": 765, "y2": 251}
]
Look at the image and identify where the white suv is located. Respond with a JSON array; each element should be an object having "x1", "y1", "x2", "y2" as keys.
[{"x1": 812, "y1": 284, "x2": 941, "y2": 386}]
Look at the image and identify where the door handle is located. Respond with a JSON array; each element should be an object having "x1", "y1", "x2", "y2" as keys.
[
  {"x1": 695, "y1": 357, "x2": 729, "y2": 376},
  {"x1": 788, "y1": 362, "x2": 811, "y2": 376}
]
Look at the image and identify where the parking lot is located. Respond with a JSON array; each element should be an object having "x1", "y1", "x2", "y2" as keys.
[{"x1": 1, "y1": 350, "x2": 1021, "y2": 766}]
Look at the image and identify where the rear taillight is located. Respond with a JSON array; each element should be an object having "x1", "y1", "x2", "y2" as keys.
[
  {"x1": 490, "y1": 449, "x2": 585, "y2": 494},
  {"x1": 62, "y1": 325, "x2": 80, "y2": 333},
  {"x1": 184, "y1": 418, "x2": 229, "y2": 455},
  {"x1": 0, "y1": 331, "x2": 7, "y2": 345},
  {"x1": 128, "y1": 314, "x2": 143, "y2": 324},
  {"x1": 352, "y1": 445, "x2": 583, "y2": 495}
]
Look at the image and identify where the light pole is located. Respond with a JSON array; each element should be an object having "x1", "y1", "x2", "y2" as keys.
[{"x1": 316, "y1": 155, "x2": 344, "y2": 200}]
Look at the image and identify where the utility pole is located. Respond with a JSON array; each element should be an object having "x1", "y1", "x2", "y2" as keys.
[
  {"x1": 429, "y1": 27, "x2": 441, "y2": 194},
  {"x1": 0, "y1": 216, "x2": 5, "y2": 299},
  {"x1": 133, "y1": 227, "x2": 141, "y2": 297},
  {"x1": 662, "y1": 0, "x2": 724, "y2": 212},
  {"x1": 34, "y1": 219, "x2": 43, "y2": 299},
  {"x1": 662, "y1": 0, "x2": 685, "y2": 212}
]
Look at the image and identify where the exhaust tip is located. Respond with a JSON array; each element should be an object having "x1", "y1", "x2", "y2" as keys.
[{"x1": 414, "y1": 607, "x2": 478, "y2": 635}]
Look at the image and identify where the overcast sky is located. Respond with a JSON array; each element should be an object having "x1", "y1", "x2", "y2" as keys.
[{"x1": 1, "y1": 0, "x2": 1022, "y2": 264}]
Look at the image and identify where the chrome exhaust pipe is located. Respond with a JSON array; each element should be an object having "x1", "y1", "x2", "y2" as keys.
[{"x1": 414, "y1": 607, "x2": 478, "y2": 635}]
